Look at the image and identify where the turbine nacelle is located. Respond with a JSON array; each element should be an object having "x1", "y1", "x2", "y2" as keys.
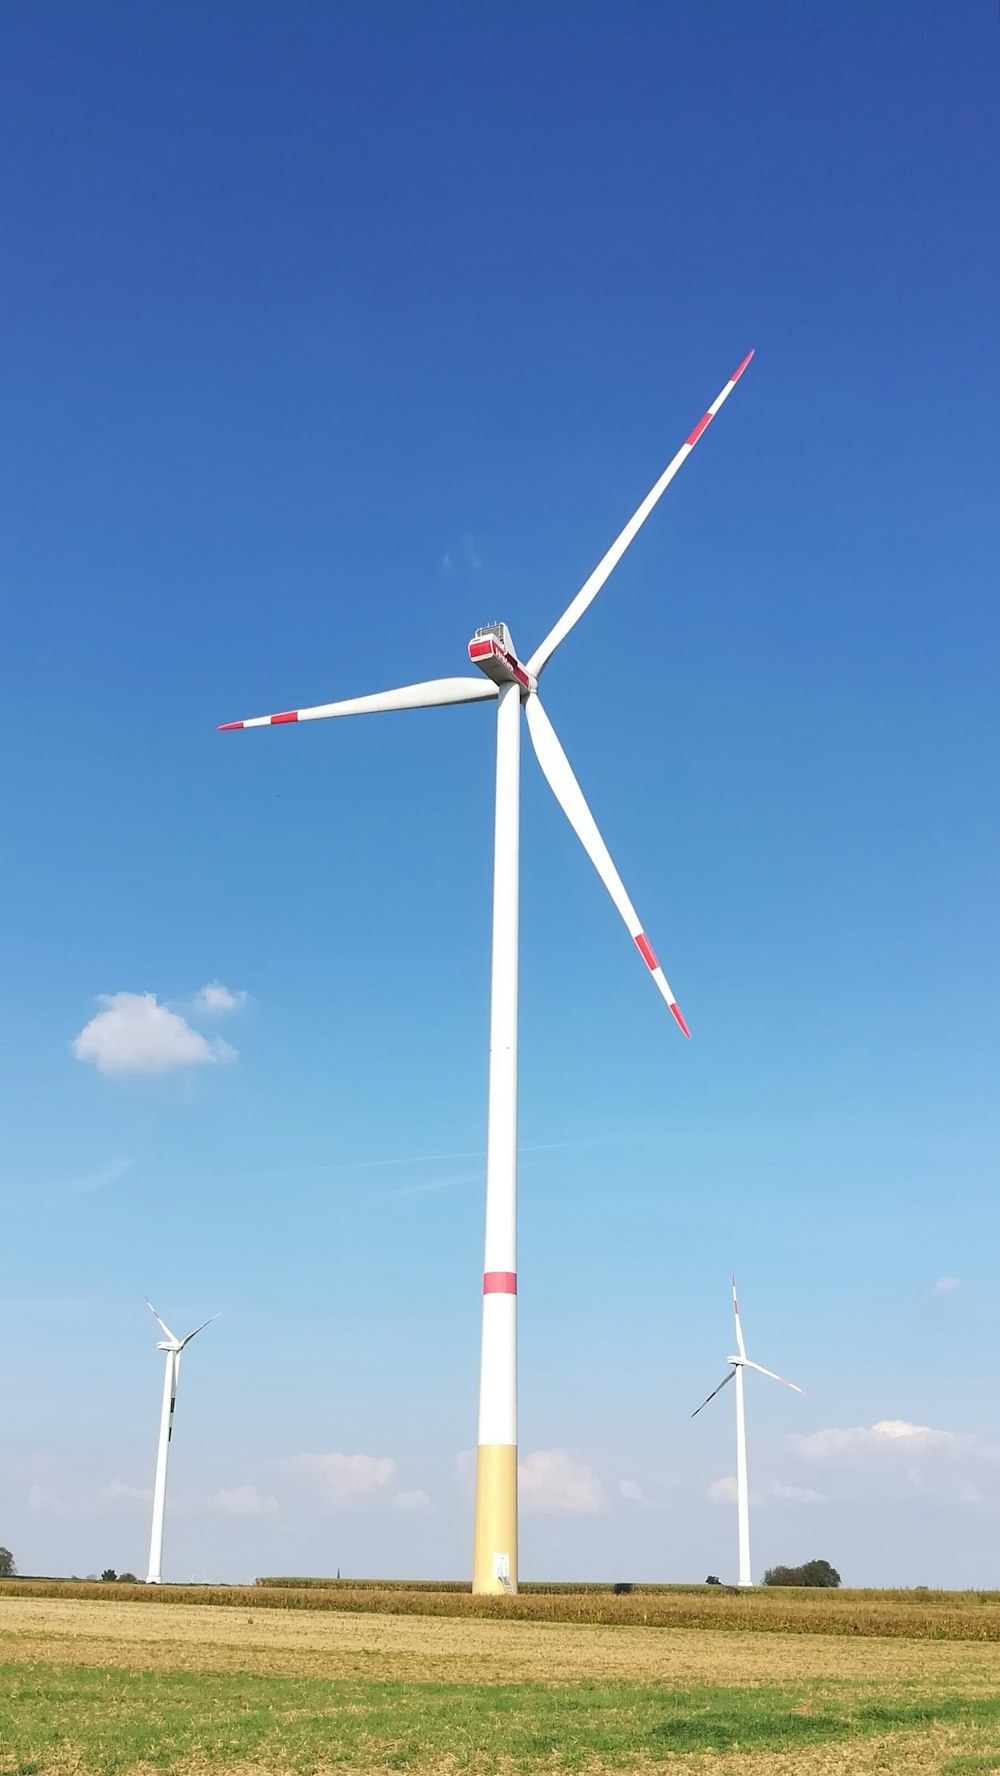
[
  {"x1": 146, "y1": 1299, "x2": 219, "y2": 1354},
  {"x1": 468, "y1": 625, "x2": 536, "y2": 694}
]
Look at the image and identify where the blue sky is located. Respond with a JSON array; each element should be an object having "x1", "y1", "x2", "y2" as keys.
[{"x1": 2, "y1": 0, "x2": 998, "y2": 1586}]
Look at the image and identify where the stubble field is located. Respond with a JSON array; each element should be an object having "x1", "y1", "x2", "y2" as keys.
[{"x1": 3, "y1": 1588, "x2": 1000, "y2": 1775}]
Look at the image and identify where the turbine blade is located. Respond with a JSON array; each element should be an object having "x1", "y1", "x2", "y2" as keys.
[
  {"x1": 732, "y1": 1275, "x2": 747, "y2": 1359},
  {"x1": 691, "y1": 1370, "x2": 736, "y2": 1417},
  {"x1": 526, "y1": 351, "x2": 754, "y2": 676},
  {"x1": 743, "y1": 1359, "x2": 806, "y2": 1395},
  {"x1": 219, "y1": 677, "x2": 498, "y2": 731},
  {"x1": 145, "y1": 1298, "x2": 177, "y2": 1344},
  {"x1": 180, "y1": 1313, "x2": 221, "y2": 1349},
  {"x1": 523, "y1": 694, "x2": 689, "y2": 1035}
]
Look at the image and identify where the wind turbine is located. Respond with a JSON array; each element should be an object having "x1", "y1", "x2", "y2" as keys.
[
  {"x1": 692, "y1": 1277, "x2": 805, "y2": 1588},
  {"x1": 144, "y1": 1299, "x2": 218, "y2": 1585},
  {"x1": 220, "y1": 351, "x2": 755, "y2": 1593}
]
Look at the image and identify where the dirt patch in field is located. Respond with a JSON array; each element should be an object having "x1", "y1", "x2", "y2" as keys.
[{"x1": 3, "y1": 1596, "x2": 1000, "y2": 1690}]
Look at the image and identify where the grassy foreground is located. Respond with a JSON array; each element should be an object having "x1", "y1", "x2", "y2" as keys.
[
  {"x1": 4, "y1": 1595, "x2": 1000, "y2": 1773},
  {"x1": 6, "y1": 1661, "x2": 1000, "y2": 1774}
]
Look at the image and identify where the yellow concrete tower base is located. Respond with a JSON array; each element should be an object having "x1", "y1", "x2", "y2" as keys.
[{"x1": 472, "y1": 1444, "x2": 518, "y2": 1593}]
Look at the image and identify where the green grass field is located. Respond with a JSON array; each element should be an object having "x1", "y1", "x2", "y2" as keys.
[{"x1": 5, "y1": 1663, "x2": 1000, "y2": 1773}]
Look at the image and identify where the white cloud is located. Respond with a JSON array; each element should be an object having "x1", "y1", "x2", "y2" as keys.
[
  {"x1": 98, "y1": 1479, "x2": 152, "y2": 1506},
  {"x1": 195, "y1": 983, "x2": 248, "y2": 1015},
  {"x1": 275, "y1": 1452, "x2": 395, "y2": 1509},
  {"x1": 793, "y1": 1420, "x2": 958, "y2": 1459},
  {"x1": 251, "y1": 1456, "x2": 428, "y2": 1519},
  {"x1": 31, "y1": 1474, "x2": 153, "y2": 1516},
  {"x1": 932, "y1": 1276, "x2": 960, "y2": 1296},
  {"x1": 707, "y1": 1475, "x2": 738, "y2": 1503},
  {"x1": 53, "y1": 1158, "x2": 133, "y2": 1196},
  {"x1": 442, "y1": 534, "x2": 482, "y2": 573},
  {"x1": 779, "y1": 1419, "x2": 1000, "y2": 1507},
  {"x1": 208, "y1": 1485, "x2": 278, "y2": 1517},
  {"x1": 619, "y1": 1478, "x2": 646, "y2": 1503},
  {"x1": 519, "y1": 1449, "x2": 602, "y2": 1515},
  {"x1": 391, "y1": 1489, "x2": 431, "y2": 1513},
  {"x1": 27, "y1": 1483, "x2": 80, "y2": 1517},
  {"x1": 772, "y1": 1482, "x2": 823, "y2": 1503},
  {"x1": 389, "y1": 1171, "x2": 478, "y2": 1198},
  {"x1": 708, "y1": 1473, "x2": 762, "y2": 1505},
  {"x1": 453, "y1": 1449, "x2": 476, "y2": 1491},
  {"x1": 73, "y1": 992, "x2": 236, "y2": 1075},
  {"x1": 0, "y1": 1456, "x2": 72, "y2": 1515}
]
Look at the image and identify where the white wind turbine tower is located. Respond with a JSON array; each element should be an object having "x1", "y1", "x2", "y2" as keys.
[
  {"x1": 144, "y1": 1299, "x2": 219, "y2": 1585},
  {"x1": 220, "y1": 351, "x2": 755, "y2": 1593},
  {"x1": 692, "y1": 1277, "x2": 805, "y2": 1588}
]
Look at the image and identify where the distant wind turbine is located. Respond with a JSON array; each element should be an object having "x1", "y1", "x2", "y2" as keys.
[
  {"x1": 692, "y1": 1277, "x2": 805, "y2": 1587},
  {"x1": 220, "y1": 352, "x2": 755, "y2": 1592},
  {"x1": 144, "y1": 1299, "x2": 218, "y2": 1585}
]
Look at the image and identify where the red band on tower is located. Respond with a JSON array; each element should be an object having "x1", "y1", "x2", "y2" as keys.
[{"x1": 483, "y1": 1271, "x2": 517, "y2": 1294}]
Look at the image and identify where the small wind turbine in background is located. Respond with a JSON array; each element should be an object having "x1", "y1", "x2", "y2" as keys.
[
  {"x1": 692, "y1": 1277, "x2": 805, "y2": 1587},
  {"x1": 220, "y1": 351, "x2": 754, "y2": 1592},
  {"x1": 144, "y1": 1299, "x2": 219, "y2": 1585}
]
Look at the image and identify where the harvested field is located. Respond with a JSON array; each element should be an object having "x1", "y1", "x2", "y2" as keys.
[
  {"x1": 5, "y1": 1594, "x2": 1000, "y2": 1685},
  {"x1": 2, "y1": 1595, "x2": 1000, "y2": 1773}
]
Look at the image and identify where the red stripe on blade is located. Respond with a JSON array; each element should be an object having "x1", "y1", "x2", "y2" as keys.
[
  {"x1": 218, "y1": 722, "x2": 244, "y2": 731},
  {"x1": 730, "y1": 348, "x2": 755, "y2": 383},
  {"x1": 670, "y1": 1002, "x2": 692, "y2": 1038},
  {"x1": 686, "y1": 411, "x2": 712, "y2": 447},
  {"x1": 483, "y1": 1271, "x2": 517, "y2": 1294},
  {"x1": 270, "y1": 711, "x2": 299, "y2": 724},
  {"x1": 635, "y1": 933, "x2": 659, "y2": 971}
]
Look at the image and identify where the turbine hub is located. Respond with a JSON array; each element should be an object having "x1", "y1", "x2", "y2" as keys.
[{"x1": 468, "y1": 624, "x2": 535, "y2": 694}]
